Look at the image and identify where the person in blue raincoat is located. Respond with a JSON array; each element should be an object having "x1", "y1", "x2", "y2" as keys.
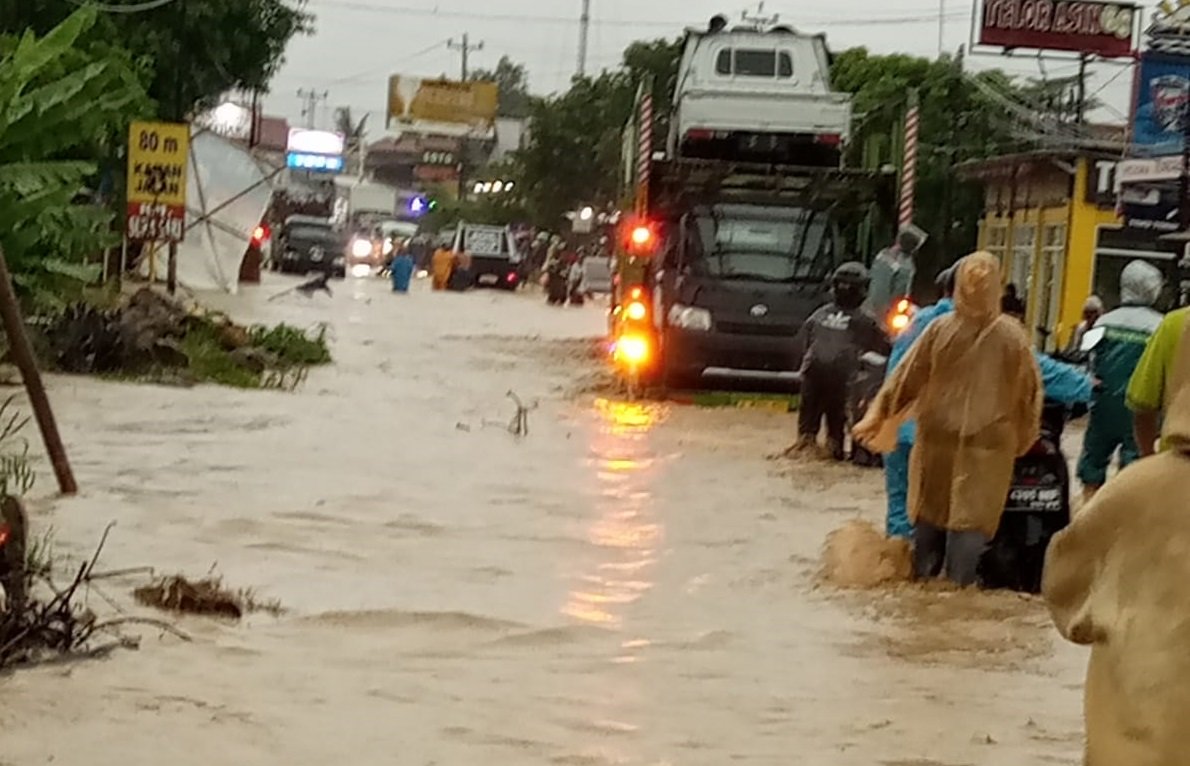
[
  {"x1": 390, "y1": 245, "x2": 415, "y2": 293},
  {"x1": 882, "y1": 257, "x2": 1096, "y2": 540}
]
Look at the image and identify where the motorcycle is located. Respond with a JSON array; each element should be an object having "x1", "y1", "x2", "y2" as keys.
[
  {"x1": 980, "y1": 327, "x2": 1100, "y2": 593},
  {"x1": 979, "y1": 398, "x2": 1083, "y2": 593}
]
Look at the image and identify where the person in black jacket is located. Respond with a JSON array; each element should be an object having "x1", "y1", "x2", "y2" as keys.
[{"x1": 795, "y1": 262, "x2": 890, "y2": 460}]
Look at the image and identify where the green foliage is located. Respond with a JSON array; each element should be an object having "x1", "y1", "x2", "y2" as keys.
[
  {"x1": 0, "y1": 8, "x2": 151, "y2": 313},
  {"x1": 830, "y1": 48, "x2": 1028, "y2": 280},
  {"x1": 513, "y1": 38, "x2": 682, "y2": 228},
  {"x1": 469, "y1": 56, "x2": 531, "y2": 119},
  {"x1": 5, "y1": 0, "x2": 313, "y2": 120},
  {"x1": 179, "y1": 322, "x2": 260, "y2": 389},
  {"x1": 249, "y1": 323, "x2": 331, "y2": 367}
]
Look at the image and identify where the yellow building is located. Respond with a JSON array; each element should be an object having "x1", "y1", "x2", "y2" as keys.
[{"x1": 957, "y1": 150, "x2": 1121, "y2": 350}]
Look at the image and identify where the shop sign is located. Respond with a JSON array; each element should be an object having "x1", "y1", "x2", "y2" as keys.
[
  {"x1": 978, "y1": 0, "x2": 1136, "y2": 58},
  {"x1": 125, "y1": 120, "x2": 189, "y2": 242}
]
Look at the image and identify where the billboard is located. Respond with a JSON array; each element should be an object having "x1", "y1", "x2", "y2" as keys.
[
  {"x1": 286, "y1": 128, "x2": 345, "y2": 174},
  {"x1": 387, "y1": 76, "x2": 498, "y2": 129},
  {"x1": 1133, "y1": 53, "x2": 1190, "y2": 155},
  {"x1": 978, "y1": 0, "x2": 1136, "y2": 57},
  {"x1": 126, "y1": 120, "x2": 190, "y2": 242}
]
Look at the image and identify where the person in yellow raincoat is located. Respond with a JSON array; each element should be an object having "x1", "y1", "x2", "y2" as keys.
[
  {"x1": 430, "y1": 245, "x2": 454, "y2": 291},
  {"x1": 1042, "y1": 316, "x2": 1190, "y2": 766},
  {"x1": 853, "y1": 252, "x2": 1042, "y2": 586}
]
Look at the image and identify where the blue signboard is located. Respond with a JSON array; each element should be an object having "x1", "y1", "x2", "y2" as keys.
[
  {"x1": 1134, "y1": 53, "x2": 1190, "y2": 156},
  {"x1": 286, "y1": 152, "x2": 344, "y2": 172}
]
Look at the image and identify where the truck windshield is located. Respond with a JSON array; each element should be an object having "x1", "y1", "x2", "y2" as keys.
[{"x1": 689, "y1": 207, "x2": 834, "y2": 282}]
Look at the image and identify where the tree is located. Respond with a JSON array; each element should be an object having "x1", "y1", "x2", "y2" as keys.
[
  {"x1": 513, "y1": 38, "x2": 682, "y2": 228},
  {"x1": 0, "y1": 8, "x2": 152, "y2": 311},
  {"x1": 469, "y1": 56, "x2": 531, "y2": 119},
  {"x1": 830, "y1": 48, "x2": 1028, "y2": 282},
  {"x1": 3, "y1": 0, "x2": 312, "y2": 120}
]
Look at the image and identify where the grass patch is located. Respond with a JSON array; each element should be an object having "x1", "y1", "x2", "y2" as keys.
[
  {"x1": 249, "y1": 323, "x2": 331, "y2": 366},
  {"x1": 179, "y1": 322, "x2": 261, "y2": 389}
]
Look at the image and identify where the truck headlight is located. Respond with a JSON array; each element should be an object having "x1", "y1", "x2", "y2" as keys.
[
  {"x1": 668, "y1": 304, "x2": 712, "y2": 331},
  {"x1": 351, "y1": 238, "x2": 372, "y2": 258}
]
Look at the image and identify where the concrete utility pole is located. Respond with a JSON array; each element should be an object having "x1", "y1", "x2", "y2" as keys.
[
  {"x1": 297, "y1": 88, "x2": 328, "y2": 129},
  {"x1": 577, "y1": 0, "x2": 591, "y2": 77},
  {"x1": 448, "y1": 34, "x2": 484, "y2": 80}
]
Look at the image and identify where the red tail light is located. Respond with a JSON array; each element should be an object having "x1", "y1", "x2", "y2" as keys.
[
  {"x1": 251, "y1": 224, "x2": 270, "y2": 247},
  {"x1": 815, "y1": 133, "x2": 842, "y2": 146},
  {"x1": 0, "y1": 522, "x2": 9, "y2": 548},
  {"x1": 685, "y1": 128, "x2": 713, "y2": 141},
  {"x1": 506, "y1": 272, "x2": 519, "y2": 283}
]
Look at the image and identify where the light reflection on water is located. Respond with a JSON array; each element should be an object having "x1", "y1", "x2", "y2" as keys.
[{"x1": 563, "y1": 399, "x2": 665, "y2": 632}]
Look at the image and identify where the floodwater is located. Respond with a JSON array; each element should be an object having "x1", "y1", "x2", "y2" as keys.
[{"x1": 1, "y1": 275, "x2": 1087, "y2": 765}]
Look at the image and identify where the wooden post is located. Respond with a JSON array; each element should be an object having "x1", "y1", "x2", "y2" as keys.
[
  {"x1": 0, "y1": 246, "x2": 77, "y2": 495},
  {"x1": 167, "y1": 240, "x2": 178, "y2": 295}
]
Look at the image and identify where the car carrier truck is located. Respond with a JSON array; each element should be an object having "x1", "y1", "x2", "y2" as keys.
[{"x1": 609, "y1": 15, "x2": 895, "y2": 391}]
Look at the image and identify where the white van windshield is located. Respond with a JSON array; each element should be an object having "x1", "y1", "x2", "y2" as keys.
[
  {"x1": 689, "y1": 206, "x2": 834, "y2": 282},
  {"x1": 715, "y1": 48, "x2": 793, "y2": 78}
]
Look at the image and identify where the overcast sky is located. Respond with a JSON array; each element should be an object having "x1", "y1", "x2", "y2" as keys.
[{"x1": 264, "y1": 0, "x2": 1136, "y2": 131}]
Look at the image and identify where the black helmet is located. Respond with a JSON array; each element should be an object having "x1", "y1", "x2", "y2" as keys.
[
  {"x1": 831, "y1": 261, "x2": 869, "y2": 287},
  {"x1": 831, "y1": 261, "x2": 869, "y2": 308}
]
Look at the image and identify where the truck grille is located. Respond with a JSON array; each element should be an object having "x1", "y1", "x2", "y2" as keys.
[{"x1": 715, "y1": 321, "x2": 798, "y2": 337}]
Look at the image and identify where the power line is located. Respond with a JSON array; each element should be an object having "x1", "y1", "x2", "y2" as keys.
[
  {"x1": 321, "y1": 38, "x2": 450, "y2": 85},
  {"x1": 307, "y1": 0, "x2": 966, "y2": 28}
]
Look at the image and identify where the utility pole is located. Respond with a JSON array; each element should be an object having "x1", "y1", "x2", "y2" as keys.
[
  {"x1": 448, "y1": 34, "x2": 484, "y2": 80},
  {"x1": 577, "y1": 0, "x2": 591, "y2": 77},
  {"x1": 297, "y1": 88, "x2": 328, "y2": 129},
  {"x1": 938, "y1": 0, "x2": 945, "y2": 57}
]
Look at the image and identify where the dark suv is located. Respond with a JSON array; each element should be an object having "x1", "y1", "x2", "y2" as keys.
[{"x1": 275, "y1": 215, "x2": 346, "y2": 278}]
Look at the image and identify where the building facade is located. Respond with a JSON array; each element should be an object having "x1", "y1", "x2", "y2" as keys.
[{"x1": 958, "y1": 150, "x2": 1122, "y2": 349}]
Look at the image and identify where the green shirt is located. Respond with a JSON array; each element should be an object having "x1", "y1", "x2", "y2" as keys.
[{"x1": 1127, "y1": 307, "x2": 1190, "y2": 451}]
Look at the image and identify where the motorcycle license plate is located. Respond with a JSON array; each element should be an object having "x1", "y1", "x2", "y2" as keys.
[
  {"x1": 478, "y1": 274, "x2": 498, "y2": 285},
  {"x1": 1005, "y1": 485, "x2": 1063, "y2": 513}
]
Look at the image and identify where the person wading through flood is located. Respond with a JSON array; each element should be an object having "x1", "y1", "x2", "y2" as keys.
[
  {"x1": 1043, "y1": 314, "x2": 1190, "y2": 766},
  {"x1": 795, "y1": 262, "x2": 889, "y2": 461},
  {"x1": 1075, "y1": 261, "x2": 1164, "y2": 500},
  {"x1": 854, "y1": 252, "x2": 1042, "y2": 586},
  {"x1": 881, "y1": 263, "x2": 958, "y2": 539},
  {"x1": 430, "y1": 242, "x2": 454, "y2": 291}
]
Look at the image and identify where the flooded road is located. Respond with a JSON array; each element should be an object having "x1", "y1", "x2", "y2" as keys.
[{"x1": 2, "y1": 276, "x2": 1086, "y2": 765}]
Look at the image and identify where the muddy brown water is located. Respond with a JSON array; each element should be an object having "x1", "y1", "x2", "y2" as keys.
[{"x1": 0, "y1": 278, "x2": 1086, "y2": 765}]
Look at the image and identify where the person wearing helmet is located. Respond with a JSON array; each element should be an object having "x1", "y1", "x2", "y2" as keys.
[
  {"x1": 1076, "y1": 260, "x2": 1166, "y2": 499},
  {"x1": 795, "y1": 261, "x2": 890, "y2": 460}
]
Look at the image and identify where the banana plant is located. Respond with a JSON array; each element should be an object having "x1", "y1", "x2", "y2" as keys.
[{"x1": 0, "y1": 8, "x2": 150, "y2": 313}]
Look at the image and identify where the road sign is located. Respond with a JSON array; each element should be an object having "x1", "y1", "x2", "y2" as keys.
[{"x1": 125, "y1": 120, "x2": 189, "y2": 242}]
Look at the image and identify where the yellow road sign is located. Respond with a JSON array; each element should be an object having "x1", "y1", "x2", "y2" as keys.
[{"x1": 126, "y1": 120, "x2": 189, "y2": 242}]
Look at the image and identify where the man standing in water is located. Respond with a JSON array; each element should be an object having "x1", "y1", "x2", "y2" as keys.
[
  {"x1": 854, "y1": 252, "x2": 1042, "y2": 586},
  {"x1": 1043, "y1": 313, "x2": 1190, "y2": 766},
  {"x1": 1076, "y1": 261, "x2": 1164, "y2": 499},
  {"x1": 1128, "y1": 303, "x2": 1190, "y2": 456}
]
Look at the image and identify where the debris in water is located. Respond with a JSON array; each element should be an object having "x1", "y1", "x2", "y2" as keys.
[
  {"x1": 134, "y1": 575, "x2": 282, "y2": 620},
  {"x1": 820, "y1": 519, "x2": 911, "y2": 589}
]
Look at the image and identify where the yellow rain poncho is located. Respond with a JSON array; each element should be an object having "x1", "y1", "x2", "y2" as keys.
[
  {"x1": 854, "y1": 251, "x2": 1042, "y2": 536},
  {"x1": 1043, "y1": 318, "x2": 1190, "y2": 766}
]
